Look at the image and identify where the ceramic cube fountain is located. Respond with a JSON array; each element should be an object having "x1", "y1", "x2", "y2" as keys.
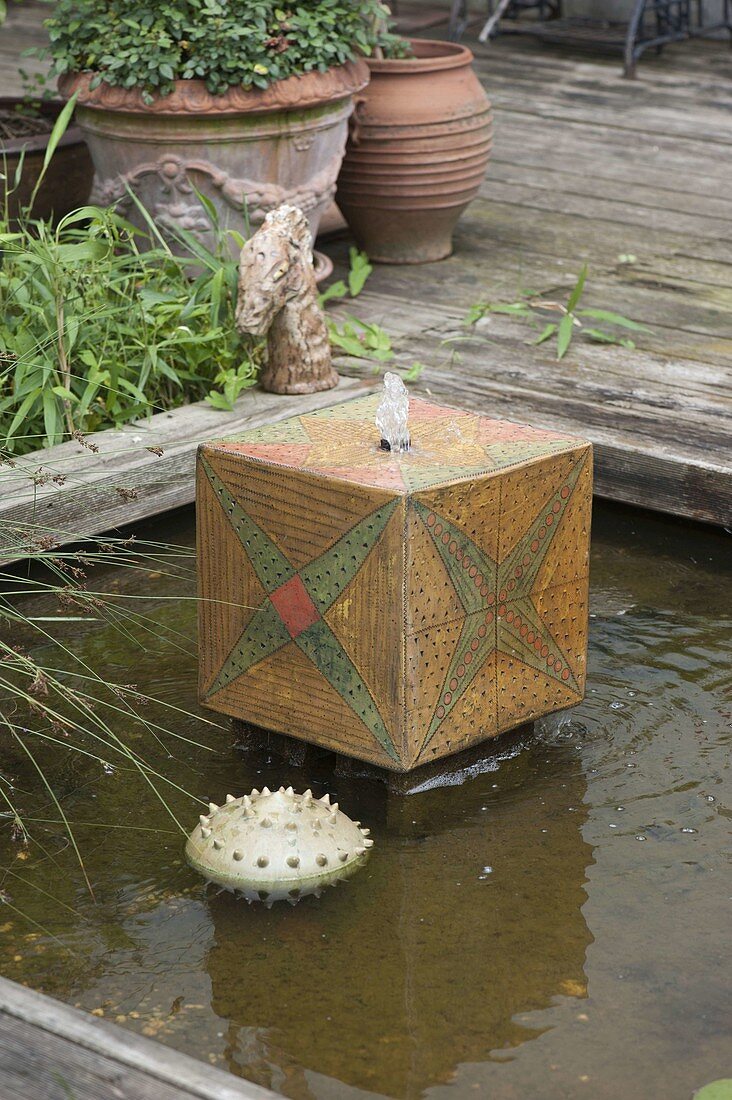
[{"x1": 196, "y1": 390, "x2": 592, "y2": 772}]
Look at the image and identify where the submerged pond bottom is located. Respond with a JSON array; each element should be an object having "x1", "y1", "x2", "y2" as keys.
[{"x1": 1, "y1": 502, "x2": 729, "y2": 1100}]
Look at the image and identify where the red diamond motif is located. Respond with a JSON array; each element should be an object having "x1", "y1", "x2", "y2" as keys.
[{"x1": 270, "y1": 575, "x2": 321, "y2": 639}]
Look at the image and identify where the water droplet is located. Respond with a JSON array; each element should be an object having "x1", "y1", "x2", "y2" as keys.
[
  {"x1": 681, "y1": 827, "x2": 697, "y2": 834},
  {"x1": 609, "y1": 823, "x2": 618, "y2": 829},
  {"x1": 616, "y1": 806, "x2": 625, "y2": 811},
  {"x1": 626, "y1": 763, "x2": 637, "y2": 769},
  {"x1": 705, "y1": 795, "x2": 716, "y2": 803},
  {"x1": 635, "y1": 834, "x2": 647, "y2": 841},
  {"x1": 610, "y1": 701, "x2": 625, "y2": 710}
]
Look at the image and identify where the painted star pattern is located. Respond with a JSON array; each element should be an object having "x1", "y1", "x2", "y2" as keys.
[
  {"x1": 221, "y1": 394, "x2": 580, "y2": 493},
  {"x1": 199, "y1": 394, "x2": 590, "y2": 768},
  {"x1": 413, "y1": 452, "x2": 586, "y2": 753},
  {"x1": 200, "y1": 454, "x2": 400, "y2": 762}
]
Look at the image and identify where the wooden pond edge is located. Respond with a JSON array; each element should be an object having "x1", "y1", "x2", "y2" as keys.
[
  {"x1": 0, "y1": 377, "x2": 375, "y2": 565},
  {"x1": 0, "y1": 975, "x2": 277, "y2": 1099}
]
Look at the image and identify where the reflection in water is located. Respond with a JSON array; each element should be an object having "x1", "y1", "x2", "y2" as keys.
[
  {"x1": 206, "y1": 740, "x2": 593, "y2": 1098},
  {"x1": 0, "y1": 502, "x2": 729, "y2": 1100}
]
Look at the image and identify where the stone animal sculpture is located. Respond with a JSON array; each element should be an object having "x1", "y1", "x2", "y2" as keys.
[
  {"x1": 185, "y1": 787, "x2": 373, "y2": 905},
  {"x1": 236, "y1": 204, "x2": 338, "y2": 394}
]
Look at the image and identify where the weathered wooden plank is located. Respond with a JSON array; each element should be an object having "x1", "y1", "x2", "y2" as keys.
[
  {"x1": 335, "y1": 289, "x2": 732, "y2": 405},
  {"x1": 332, "y1": 223, "x2": 732, "y2": 368},
  {"x1": 479, "y1": 176, "x2": 732, "y2": 245},
  {"x1": 0, "y1": 378, "x2": 374, "y2": 562},
  {"x1": 485, "y1": 159, "x2": 732, "y2": 229},
  {"x1": 480, "y1": 47, "x2": 732, "y2": 98},
  {"x1": 479, "y1": 53, "x2": 732, "y2": 116},
  {"x1": 329, "y1": 289, "x2": 731, "y2": 526},
  {"x1": 473, "y1": 61, "x2": 732, "y2": 146},
  {"x1": 0, "y1": 976, "x2": 275, "y2": 1100},
  {"x1": 491, "y1": 116, "x2": 732, "y2": 196}
]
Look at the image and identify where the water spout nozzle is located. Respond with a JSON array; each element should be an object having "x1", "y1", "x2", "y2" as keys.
[{"x1": 375, "y1": 373, "x2": 410, "y2": 454}]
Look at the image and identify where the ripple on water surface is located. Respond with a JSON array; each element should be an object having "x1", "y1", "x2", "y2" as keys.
[{"x1": 0, "y1": 503, "x2": 730, "y2": 1100}]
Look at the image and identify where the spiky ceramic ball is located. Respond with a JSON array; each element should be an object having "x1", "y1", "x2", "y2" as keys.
[{"x1": 185, "y1": 787, "x2": 373, "y2": 905}]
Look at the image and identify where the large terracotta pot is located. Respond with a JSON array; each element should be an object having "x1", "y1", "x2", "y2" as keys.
[
  {"x1": 0, "y1": 98, "x2": 93, "y2": 224},
  {"x1": 336, "y1": 40, "x2": 492, "y2": 264},
  {"x1": 59, "y1": 62, "x2": 369, "y2": 259}
]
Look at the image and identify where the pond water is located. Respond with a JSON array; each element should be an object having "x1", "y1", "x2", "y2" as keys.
[{"x1": 1, "y1": 502, "x2": 730, "y2": 1100}]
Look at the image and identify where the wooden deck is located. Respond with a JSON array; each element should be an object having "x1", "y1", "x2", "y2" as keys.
[
  {"x1": 324, "y1": 28, "x2": 732, "y2": 526},
  {"x1": 2, "y1": 4, "x2": 731, "y2": 531},
  {"x1": 0, "y1": 976, "x2": 275, "y2": 1100}
]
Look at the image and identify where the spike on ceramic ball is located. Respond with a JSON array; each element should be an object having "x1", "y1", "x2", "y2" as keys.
[{"x1": 185, "y1": 787, "x2": 373, "y2": 904}]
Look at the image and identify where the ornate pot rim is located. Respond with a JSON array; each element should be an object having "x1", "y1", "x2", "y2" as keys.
[
  {"x1": 367, "y1": 39, "x2": 475, "y2": 75},
  {"x1": 59, "y1": 60, "x2": 370, "y2": 117}
]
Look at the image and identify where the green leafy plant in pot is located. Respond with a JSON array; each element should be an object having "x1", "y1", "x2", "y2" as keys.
[{"x1": 46, "y1": 0, "x2": 392, "y2": 258}]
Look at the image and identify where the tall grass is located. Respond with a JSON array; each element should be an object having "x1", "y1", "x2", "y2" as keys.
[
  {"x1": 0, "y1": 107, "x2": 244, "y2": 905},
  {"x1": 0, "y1": 523, "x2": 222, "y2": 898}
]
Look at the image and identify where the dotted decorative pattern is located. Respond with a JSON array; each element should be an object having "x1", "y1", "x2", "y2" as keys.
[
  {"x1": 217, "y1": 394, "x2": 583, "y2": 493},
  {"x1": 198, "y1": 395, "x2": 592, "y2": 771},
  {"x1": 408, "y1": 451, "x2": 590, "y2": 759},
  {"x1": 199, "y1": 454, "x2": 399, "y2": 762}
]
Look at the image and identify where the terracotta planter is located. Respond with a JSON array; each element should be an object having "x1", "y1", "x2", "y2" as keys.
[
  {"x1": 59, "y1": 62, "x2": 369, "y2": 259},
  {"x1": 0, "y1": 98, "x2": 93, "y2": 223},
  {"x1": 336, "y1": 41, "x2": 492, "y2": 264}
]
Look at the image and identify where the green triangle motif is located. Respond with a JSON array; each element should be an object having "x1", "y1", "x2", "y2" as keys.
[
  {"x1": 225, "y1": 418, "x2": 311, "y2": 444},
  {"x1": 496, "y1": 596, "x2": 580, "y2": 695},
  {"x1": 295, "y1": 620, "x2": 398, "y2": 762},
  {"x1": 305, "y1": 395, "x2": 380, "y2": 421},
  {"x1": 416, "y1": 454, "x2": 587, "y2": 753},
  {"x1": 412, "y1": 500, "x2": 496, "y2": 614},
  {"x1": 426, "y1": 610, "x2": 496, "y2": 740},
  {"x1": 483, "y1": 439, "x2": 577, "y2": 465},
  {"x1": 498, "y1": 454, "x2": 587, "y2": 596},
  {"x1": 300, "y1": 499, "x2": 399, "y2": 612},
  {"x1": 204, "y1": 601, "x2": 292, "y2": 699},
  {"x1": 201, "y1": 454, "x2": 398, "y2": 759},
  {"x1": 200, "y1": 455, "x2": 294, "y2": 593}
]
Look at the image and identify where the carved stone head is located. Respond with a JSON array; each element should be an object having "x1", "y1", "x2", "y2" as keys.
[{"x1": 236, "y1": 204, "x2": 315, "y2": 337}]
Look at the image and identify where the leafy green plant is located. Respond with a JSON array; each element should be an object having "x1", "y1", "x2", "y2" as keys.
[
  {"x1": 0, "y1": 196, "x2": 260, "y2": 456},
  {"x1": 466, "y1": 265, "x2": 651, "y2": 360},
  {"x1": 329, "y1": 316, "x2": 394, "y2": 362},
  {"x1": 44, "y1": 0, "x2": 408, "y2": 100},
  {"x1": 319, "y1": 247, "x2": 373, "y2": 305},
  {"x1": 320, "y1": 248, "x2": 423, "y2": 381}
]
